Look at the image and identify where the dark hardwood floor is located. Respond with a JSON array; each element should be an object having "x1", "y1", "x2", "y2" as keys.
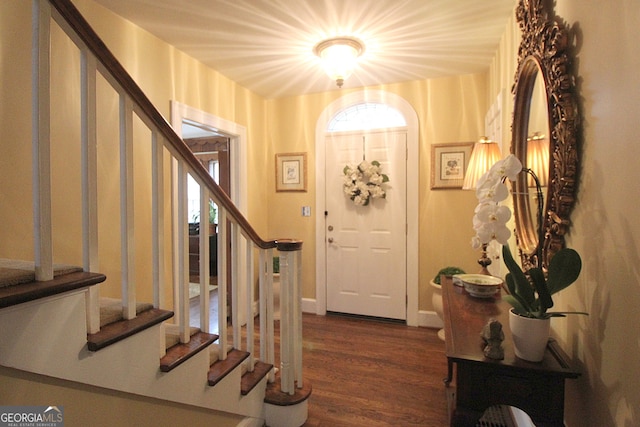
[
  {"x1": 301, "y1": 313, "x2": 449, "y2": 426},
  {"x1": 192, "y1": 290, "x2": 450, "y2": 425}
]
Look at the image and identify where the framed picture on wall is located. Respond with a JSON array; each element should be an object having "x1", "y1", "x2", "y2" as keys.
[
  {"x1": 430, "y1": 143, "x2": 474, "y2": 189},
  {"x1": 276, "y1": 152, "x2": 307, "y2": 192}
]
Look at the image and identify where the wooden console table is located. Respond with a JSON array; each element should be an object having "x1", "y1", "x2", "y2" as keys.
[{"x1": 442, "y1": 281, "x2": 580, "y2": 427}]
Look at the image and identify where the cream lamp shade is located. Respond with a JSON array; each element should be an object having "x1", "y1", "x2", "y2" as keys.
[
  {"x1": 462, "y1": 137, "x2": 502, "y2": 190},
  {"x1": 526, "y1": 132, "x2": 549, "y2": 187},
  {"x1": 314, "y1": 37, "x2": 364, "y2": 88}
]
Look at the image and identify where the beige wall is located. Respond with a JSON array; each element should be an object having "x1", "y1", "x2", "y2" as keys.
[
  {"x1": 0, "y1": 2, "x2": 34, "y2": 261},
  {"x1": 266, "y1": 76, "x2": 488, "y2": 307},
  {"x1": 488, "y1": 1, "x2": 640, "y2": 425}
]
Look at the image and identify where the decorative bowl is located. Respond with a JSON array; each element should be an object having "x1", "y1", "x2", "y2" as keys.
[{"x1": 453, "y1": 274, "x2": 502, "y2": 298}]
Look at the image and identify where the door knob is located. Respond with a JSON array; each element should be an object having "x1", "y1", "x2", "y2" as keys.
[{"x1": 328, "y1": 237, "x2": 334, "y2": 243}]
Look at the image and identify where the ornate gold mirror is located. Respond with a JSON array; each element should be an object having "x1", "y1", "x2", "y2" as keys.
[{"x1": 511, "y1": 0, "x2": 579, "y2": 270}]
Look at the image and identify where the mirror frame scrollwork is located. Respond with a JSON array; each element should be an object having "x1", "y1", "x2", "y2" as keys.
[{"x1": 511, "y1": 0, "x2": 579, "y2": 270}]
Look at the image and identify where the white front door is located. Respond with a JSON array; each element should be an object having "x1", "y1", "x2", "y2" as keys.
[{"x1": 325, "y1": 130, "x2": 407, "y2": 320}]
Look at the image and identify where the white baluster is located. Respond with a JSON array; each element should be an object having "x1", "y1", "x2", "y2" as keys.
[
  {"x1": 260, "y1": 248, "x2": 275, "y2": 382},
  {"x1": 119, "y1": 95, "x2": 136, "y2": 320},
  {"x1": 246, "y1": 242, "x2": 255, "y2": 371},
  {"x1": 232, "y1": 225, "x2": 240, "y2": 349},
  {"x1": 279, "y1": 250, "x2": 294, "y2": 394},
  {"x1": 199, "y1": 189, "x2": 211, "y2": 333},
  {"x1": 293, "y1": 249, "x2": 303, "y2": 388},
  {"x1": 176, "y1": 162, "x2": 190, "y2": 343},
  {"x1": 217, "y1": 210, "x2": 228, "y2": 360},
  {"x1": 81, "y1": 49, "x2": 100, "y2": 334},
  {"x1": 152, "y1": 132, "x2": 164, "y2": 309},
  {"x1": 32, "y1": 0, "x2": 53, "y2": 282}
]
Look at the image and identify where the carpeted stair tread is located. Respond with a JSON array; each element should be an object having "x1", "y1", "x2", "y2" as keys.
[
  {"x1": 0, "y1": 270, "x2": 106, "y2": 309},
  {"x1": 99, "y1": 297, "x2": 154, "y2": 328},
  {"x1": 208, "y1": 349, "x2": 250, "y2": 387},
  {"x1": 160, "y1": 331, "x2": 219, "y2": 372},
  {"x1": 0, "y1": 258, "x2": 83, "y2": 288},
  {"x1": 87, "y1": 308, "x2": 173, "y2": 351},
  {"x1": 241, "y1": 361, "x2": 274, "y2": 395},
  {"x1": 165, "y1": 326, "x2": 200, "y2": 350}
]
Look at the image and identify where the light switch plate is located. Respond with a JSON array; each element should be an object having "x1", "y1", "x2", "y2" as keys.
[{"x1": 302, "y1": 206, "x2": 311, "y2": 217}]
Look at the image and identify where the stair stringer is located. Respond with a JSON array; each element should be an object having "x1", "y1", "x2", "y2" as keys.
[{"x1": 0, "y1": 288, "x2": 269, "y2": 420}]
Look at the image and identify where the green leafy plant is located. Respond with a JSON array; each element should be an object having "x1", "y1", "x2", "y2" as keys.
[
  {"x1": 502, "y1": 244, "x2": 587, "y2": 319},
  {"x1": 433, "y1": 266, "x2": 466, "y2": 285},
  {"x1": 191, "y1": 200, "x2": 217, "y2": 224}
]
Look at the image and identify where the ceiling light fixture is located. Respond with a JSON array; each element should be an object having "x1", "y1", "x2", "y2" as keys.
[{"x1": 314, "y1": 37, "x2": 365, "y2": 88}]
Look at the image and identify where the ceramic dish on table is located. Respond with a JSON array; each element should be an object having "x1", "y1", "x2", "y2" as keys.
[{"x1": 453, "y1": 274, "x2": 503, "y2": 298}]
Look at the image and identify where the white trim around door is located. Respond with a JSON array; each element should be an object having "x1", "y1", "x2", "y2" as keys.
[{"x1": 314, "y1": 90, "x2": 420, "y2": 326}]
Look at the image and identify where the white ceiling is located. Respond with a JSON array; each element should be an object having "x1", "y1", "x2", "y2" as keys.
[{"x1": 94, "y1": 0, "x2": 517, "y2": 99}]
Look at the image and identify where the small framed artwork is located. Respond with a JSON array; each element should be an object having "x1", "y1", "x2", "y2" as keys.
[
  {"x1": 276, "y1": 152, "x2": 307, "y2": 192},
  {"x1": 430, "y1": 143, "x2": 474, "y2": 189}
]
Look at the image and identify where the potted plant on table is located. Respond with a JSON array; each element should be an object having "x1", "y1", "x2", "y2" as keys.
[
  {"x1": 469, "y1": 153, "x2": 587, "y2": 361},
  {"x1": 502, "y1": 244, "x2": 587, "y2": 362},
  {"x1": 430, "y1": 266, "x2": 465, "y2": 341}
]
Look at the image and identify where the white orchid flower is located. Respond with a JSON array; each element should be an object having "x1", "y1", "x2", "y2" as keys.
[
  {"x1": 470, "y1": 154, "x2": 523, "y2": 250},
  {"x1": 471, "y1": 235, "x2": 483, "y2": 250},
  {"x1": 476, "y1": 179, "x2": 509, "y2": 203},
  {"x1": 474, "y1": 220, "x2": 511, "y2": 245},
  {"x1": 476, "y1": 203, "x2": 511, "y2": 225},
  {"x1": 489, "y1": 154, "x2": 523, "y2": 181}
]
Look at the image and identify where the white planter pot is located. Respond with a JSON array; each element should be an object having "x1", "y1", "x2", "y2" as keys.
[
  {"x1": 429, "y1": 280, "x2": 445, "y2": 341},
  {"x1": 509, "y1": 308, "x2": 550, "y2": 362}
]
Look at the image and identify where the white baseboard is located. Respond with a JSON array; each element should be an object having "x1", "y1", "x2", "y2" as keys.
[
  {"x1": 301, "y1": 298, "x2": 316, "y2": 314},
  {"x1": 418, "y1": 310, "x2": 443, "y2": 329},
  {"x1": 302, "y1": 298, "x2": 442, "y2": 332}
]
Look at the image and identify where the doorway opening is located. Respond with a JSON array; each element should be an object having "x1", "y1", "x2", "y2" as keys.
[
  {"x1": 171, "y1": 101, "x2": 249, "y2": 331},
  {"x1": 182, "y1": 121, "x2": 230, "y2": 330}
]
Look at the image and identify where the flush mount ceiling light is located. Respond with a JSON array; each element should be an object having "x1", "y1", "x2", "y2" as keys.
[{"x1": 314, "y1": 37, "x2": 365, "y2": 88}]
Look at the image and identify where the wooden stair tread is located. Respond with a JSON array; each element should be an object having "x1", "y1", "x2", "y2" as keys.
[
  {"x1": 87, "y1": 308, "x2": 173, "y2": 351},
  {"x1": 207, "y1": 349, "x2": 249, "y2": 386},
  {"x1": 264, "y1": 371, "x2": 312, "y2": 406},
  {"x1": 160, "y1": 331, "x2": 219, "y2": 372},
  {"x1": 0, "y1": 271, "x2": 106, "y2": 309},
  {"x1": 241, "y1": 361, "x2": 273, "y2": 395}
]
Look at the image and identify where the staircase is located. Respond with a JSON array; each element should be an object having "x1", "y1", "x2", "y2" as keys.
[{"x1": 0, "y1": 1, "x2": 310, "y2": 425}]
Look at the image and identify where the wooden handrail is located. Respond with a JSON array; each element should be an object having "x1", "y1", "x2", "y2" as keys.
[{"x1": 49, "y1": 0, "x2": 277, "y2": 249}]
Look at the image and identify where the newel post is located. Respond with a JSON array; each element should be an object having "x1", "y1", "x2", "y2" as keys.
[{"x1": 276, "y1": 239, "x2": 303, "y2": 395}]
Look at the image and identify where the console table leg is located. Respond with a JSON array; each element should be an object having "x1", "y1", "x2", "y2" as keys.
[{"x1": 444, "y1": 359, "x2": 453, "y2": 386}]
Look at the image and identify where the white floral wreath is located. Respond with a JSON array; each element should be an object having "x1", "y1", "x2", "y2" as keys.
[{"x1": 343, "y1": 160, "x2": 390, "y2": 206}]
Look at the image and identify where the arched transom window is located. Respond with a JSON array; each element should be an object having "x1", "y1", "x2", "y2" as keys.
[{"x1": 327, "y1": 102, "x2": 407, "y2": 132}]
